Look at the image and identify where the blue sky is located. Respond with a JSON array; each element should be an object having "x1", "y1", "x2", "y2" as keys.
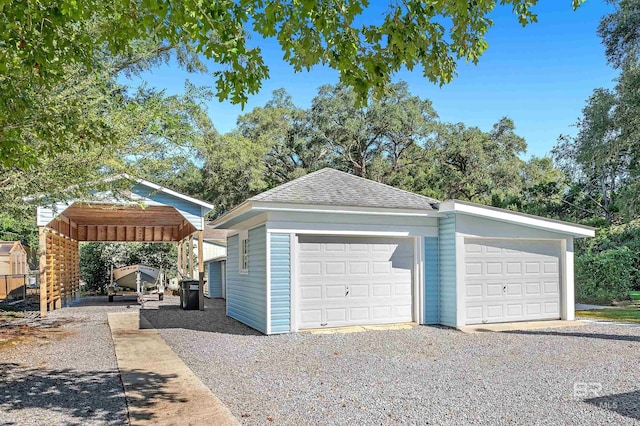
[{"x1": 121, "y1": 1, "x2": 618, "y2": 158}]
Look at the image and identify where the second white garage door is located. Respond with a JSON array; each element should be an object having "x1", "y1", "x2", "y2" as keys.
[
  {"x1": 464, "y1": 238, "x2": 561, "y2": 325},
  {"x1": 297, "y1": 235, "x2": 414, "y2": 329}
]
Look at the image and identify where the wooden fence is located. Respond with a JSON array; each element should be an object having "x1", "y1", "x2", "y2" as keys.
[
  {"x1": 39, "y1": 229, "x2": 80, "y2": 312},
  {"x1": 0, "y1": 274, "x2": 28, "y2": 301}
]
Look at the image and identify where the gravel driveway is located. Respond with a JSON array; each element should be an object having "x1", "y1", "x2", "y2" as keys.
[
  {"x1": 0, "y1": 297, "x2": 142, "y2": 426},
  {"x1": 152, "y1": 298, "x2": 640, "y2": 425}
]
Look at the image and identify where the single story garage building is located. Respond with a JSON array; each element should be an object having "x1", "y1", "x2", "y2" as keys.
[{"x1": 211, "y1": 168, "x2": 594, "y2": 334}]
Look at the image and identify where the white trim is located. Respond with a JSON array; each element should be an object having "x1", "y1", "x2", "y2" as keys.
[
  {"x1": 266, "y1": 226, "x2": 438, "y2": 238},
  {"x1": 454, "y1": 233, "x2": 466, "y2": 327},
  {"x1": 239, "y1": 238, "x2": 249, "y2": 275},
  {"x1": 252, "y1": 201, "x2": 443, "y2": 217},
  {"x1": 439, "y1": 200, "x2": 595, "y2": 238},
  {"x1": 226, "y1": 214, "x2": 269, "y2": 237},
  {"x1": 212, "y1": 200, "x2": 443, "y2": 229},
  {"x1": 211, "y1": 201, "x2": 253, "y2": 228},
  {"x1": 415, "y1": 237, "x2": 423, "y2": 325},
  {"x1": 266, "y1": 231, "x2": 272, "y2": 335},
  {"x1": 290, "y1": 233, "x2": 298, "y2": 332},
  {"x1": 124, "y1": 174, "x2": 214, "y2": 210},
  {"x1": 562, "y1": 238, "x2": 575, "y2": 320}
]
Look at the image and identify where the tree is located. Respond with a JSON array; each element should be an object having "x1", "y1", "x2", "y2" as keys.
[
  {"x1": 201, "y1": 131, "x2": 269, "y2": 217},
  {"x1": 310, "y1": 82, "x2": 437, "y2": 180},
  {"x1": 429, "y1": 118, "x2": 527, "y2": 204},
  {"x1": 1, "y1": 0, "x2": 583, "y2": 167},
  {"x1": 237, "y1": 89, "x2": 331, "y2": 185},
  {"x1": 551, "y1": 0, "x2": 640, "y2": 223}
]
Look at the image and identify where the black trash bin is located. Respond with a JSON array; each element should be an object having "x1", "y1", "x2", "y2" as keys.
[{"x1": 180, "y1": 279, "x2": 201, "y2": 310}]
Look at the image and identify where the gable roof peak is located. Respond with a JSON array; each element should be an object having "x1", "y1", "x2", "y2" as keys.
[{"x1": 249, "y1": 167, "x2": 439, "y2": 210}]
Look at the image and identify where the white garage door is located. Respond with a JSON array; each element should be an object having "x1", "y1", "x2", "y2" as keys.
[
  {"x1": 465, "y1": 239, "x2": 560, "y2": 325},
  {"x1": 297, "y1": 236, "x2": 413, "y2": 329}
]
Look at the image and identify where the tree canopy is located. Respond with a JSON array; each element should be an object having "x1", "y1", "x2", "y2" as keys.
[{"x1": 1, "y1": 0, "x2": 584, "y2": 168}]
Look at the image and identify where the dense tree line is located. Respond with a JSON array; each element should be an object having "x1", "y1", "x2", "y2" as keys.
[{"x1": 0, "y1": 1, "x2": 637, "y2": 299}]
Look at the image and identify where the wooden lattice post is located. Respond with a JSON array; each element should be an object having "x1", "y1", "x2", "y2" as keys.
[
  {"x1": 198, "y1": 230, "x2": 204, "y2": 311},
  {"x1": 39, "y1": 227, "x2": 48, "y2": 317}
]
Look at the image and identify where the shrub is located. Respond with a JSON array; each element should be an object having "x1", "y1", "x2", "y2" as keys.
[{"x1": 575, "y1": 246, "x2": 637, "y2": 305}]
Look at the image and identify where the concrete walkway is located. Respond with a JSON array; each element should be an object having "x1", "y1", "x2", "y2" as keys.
[
  {"x1": 458, "y1": 319, "x2": 586, "y2": 334},
  {"x1": 575, "y1": 303, "x2": 620, "y2": 310},
  {"x1": 108, "y1": 312, "x2": 238, "y2": 426}
]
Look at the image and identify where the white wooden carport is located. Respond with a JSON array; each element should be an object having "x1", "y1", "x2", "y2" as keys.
[{"x1": 36, "y1": 176, "x2": 213, "y2": 317}]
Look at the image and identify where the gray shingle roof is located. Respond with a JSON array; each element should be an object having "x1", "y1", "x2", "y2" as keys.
[{"x1": 249, "y1": 168, "x2": 439, "y2": 210}]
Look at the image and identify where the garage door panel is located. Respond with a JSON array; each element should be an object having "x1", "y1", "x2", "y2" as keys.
[
  {"x1": 372, "y1": 262, "x2": 391, "y2": 274},
  {"x1": 525, "y1": 282, "x2": 541, "y2": 295},
  {"x1": 467, "y1": 284, "x2": 483, "y2": 298},
  {"x1": 506, "y1": 283, "x2": 522, "y2": 296},
  {"x1": 349, "y1": 284, "x2": 369, "y2": 298},
  {"x1": 325, "y1": 243, "x2": 346, "y2": 252},
  {"x1": 466, "y1": 262, "x2": 482, "y2": 275},
  {"x1": 486, "y1": 283, "x2": 503, "y2": 297},
  {"x1": 349, "y1": 262, "x2": 368, "y2": 274},
  {"x1": 372, "y1": 284, "x2": 391, "y2": 297},
  {"x1": 325, "y1": 285, "x2": 346, "y2": 299},
  {"x1": 486, "y1": 305, "x2": 504, "y2": 318},
  {"x1": 465, "y1": 238, "x2": 560, "y2": 325},
  {"x1": 326, "y1": 308, "x2": 347, "y2": 322},
  {"x1": 544, "y1": 262, "x2": 558, "y2": 274},
  {"x1": 300, "y1": 285, "x2": 322, "y2": 300},
  {"x1": 300, "y1": 262, "x2": 322, "y2": 276},
  {"x1": 507, "y1": 304, "x2": 523, "y2": 316},
  {"x1": 373, "y1": 306, "x2": 392, "y2": 320},
  {"x1": 349, "y1": 307, "x2": 370, "y2": 321},
  {"x1": 506, "y1": 262, "x2": 522, "y2": 274},
  {"x1": 467, "y1": 306, "x2": 483, "y2": 321},
  {"x1": 298, "y1": 236, "x2": 413, "y2": 329},
  {"x1": 543, "y1": 281, "x2": 559, "y2": 294},
  {"x1": 325, "y1": 262, "x2": 346, "y2": 275},
  {"x1": 395, "y1": 283, "x2": 412, "y2": 296}
]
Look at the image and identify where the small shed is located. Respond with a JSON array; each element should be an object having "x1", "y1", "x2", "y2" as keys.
[
  {"x1": 199, "y1": 225, "x2": 227, "y2": 299},
  {"x1": 0, "y1": 241, "x2": 28, "y2": 299}
]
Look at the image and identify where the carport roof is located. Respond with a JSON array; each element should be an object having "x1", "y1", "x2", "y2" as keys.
[{"x1": 249, "y1": 168, "x2": 440, "y2": 210}]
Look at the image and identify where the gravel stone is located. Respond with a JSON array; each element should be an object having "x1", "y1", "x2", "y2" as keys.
[
  {"x1": 154, "y1": 297, "x2": 640, "y2": 425},
  {"x1": 0, "y1": 297, "x2": 142, "y2": 425}
]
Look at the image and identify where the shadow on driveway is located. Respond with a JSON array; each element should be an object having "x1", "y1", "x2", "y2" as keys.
[
  {"x1": 502, "y1": 329, "x2": 640, "y2": 343},
  {"x1": 139, "y1": 298, "x2": 262, "y2": 336},
  {"x1": 0, "y1": 362, "x2": 187, "y2": 425},
  {"x1": 585, "y1": 390, "x2": 640, "y2": 421}
]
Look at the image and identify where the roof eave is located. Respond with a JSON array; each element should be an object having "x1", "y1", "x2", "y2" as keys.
[{"x1": 439, "y1": 199, "x2": 596, "y2": 238}]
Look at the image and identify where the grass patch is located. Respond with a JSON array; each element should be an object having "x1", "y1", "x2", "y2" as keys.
[{"x1": 576, "y1": 306, "x2": 640, "y2": 323}]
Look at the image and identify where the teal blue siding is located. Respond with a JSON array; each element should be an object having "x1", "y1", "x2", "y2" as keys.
[
  {"x1": 270, "y1": 234, "x2": 291, "y2": 334},
  {"x1": 423, "y1": 237, "x2": 439, "y2": 324},
  {"x1": 208, "y1": 262, "x2": 223, "y2": 298},
  {"x1": 131, "y1": 184, "x2": 203, "y2": 229},
  {"x1": 438, "y1": 215, "x2": 458, "y2": 326},
  {"x1": 226, "y1": 226, "x2": 267, "y2": 333}
]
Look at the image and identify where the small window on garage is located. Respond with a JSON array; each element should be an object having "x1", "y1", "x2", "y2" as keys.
[{"x1": 240, "y1": 238, "x2": 249, "y2": 274}]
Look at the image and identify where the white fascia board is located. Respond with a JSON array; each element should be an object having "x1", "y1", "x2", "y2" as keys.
[
  {"x1": 439, "y1": 200, "x2": 595, "y2": 238},
  {"x1": 251, "y1": 201, "x2": 444, "y2": 218},
  {"x1": 125, "y1": 174, "x2": 214, "y2": 210},
  {"x1": 210, "y1": 201, "x2": 253, "y2": 228}
]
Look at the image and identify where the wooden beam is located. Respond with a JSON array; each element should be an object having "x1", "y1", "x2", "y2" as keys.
[
  {"x1": 198, "y1": 230, "x2": 204, "y2": 311},
  {"x1": 181, "y1": 238, "x2": 187, "y2": 277},
  {"x1": 177, "y1": 239, "x2": 182, "y2": 275},
  {"x1": 188, "y1": 234, "x2": 194, "y2": 279},
  {"x1": 39, "y1": 227, "x2": 48, "y2": 317}
]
